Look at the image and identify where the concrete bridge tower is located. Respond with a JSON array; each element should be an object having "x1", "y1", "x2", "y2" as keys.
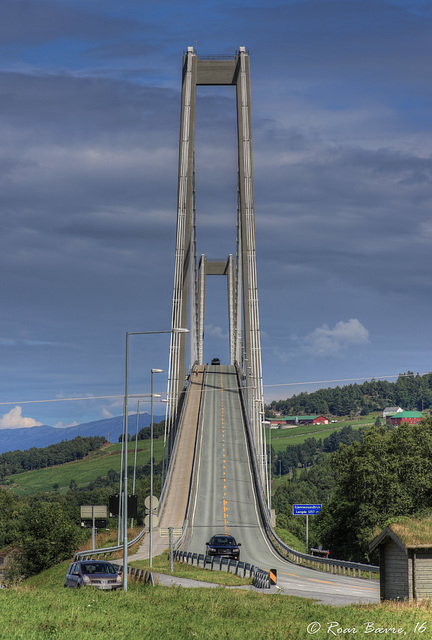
[{"x1": 166, "y1": 47, "x2": 265, "y2": 486}]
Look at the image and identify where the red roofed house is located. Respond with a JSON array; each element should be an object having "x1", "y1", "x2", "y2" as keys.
[
  {"x1": 268, "y1": 415, "x2": 328, "y2": 428},
  {"x1": 389, "y1": 411, "x2": 423, "y2": 427}
]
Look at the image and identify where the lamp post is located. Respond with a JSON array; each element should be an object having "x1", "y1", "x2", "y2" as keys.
[
  {"x1": 122, "y1": 327, "x2": 189, "y2": 591},
  {"x1": 150, "y1": 368, "x2": 163, "y2": 568},
  {"x1": 131, "y1": 400, "x2": 141, "y2": 530},
  {"x1": 263, "y1": 420, "x2": 271, "y2": 510},
  {"x1": 130, "y1": 397, "x2": 159, "y2": 527},
  {"x1": 258, "y1": 406, "x2": 271, "y2": 511}
]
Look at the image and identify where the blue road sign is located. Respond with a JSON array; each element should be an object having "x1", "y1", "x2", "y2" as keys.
[{"x1": 293, "y1": 504, "x2": 322, "y2": 515}]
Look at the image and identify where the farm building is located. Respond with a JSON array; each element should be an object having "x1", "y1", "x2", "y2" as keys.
[
  {"x1": 389, "y1": 411, "x2": 423, "y2": 426},
  {"x1": 370, "y1": 519, "x2": 432, "y2": 601},
  {"x1": 268, "y1": 415, "x2": 328, "y2": 428},
  {"x1": 383, "y1": 406, "x2": 403, "y2": 418}
]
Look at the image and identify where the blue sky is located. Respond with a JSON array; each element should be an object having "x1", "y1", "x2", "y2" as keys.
[{"x1": 1, "y1": 0, "x2": 432, "y2": 428}]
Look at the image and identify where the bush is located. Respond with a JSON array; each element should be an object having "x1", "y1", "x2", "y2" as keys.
[{"x1": 6, "y1": 502, "x2": 83, "y2": 581}]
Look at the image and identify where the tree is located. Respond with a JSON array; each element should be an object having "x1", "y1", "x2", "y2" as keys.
[
  {"x1": 316, "y1": 418, "x2": 432, "y2": 562},
  {"x1": 8, "y1": 502, "x2": 82, "y2": 580},
  {"x1": 268, "y1": 371, "x2": 432, "y2": 416},
  {"x1": 0, "y1": 489, "x2": 19, "y2": 548}
]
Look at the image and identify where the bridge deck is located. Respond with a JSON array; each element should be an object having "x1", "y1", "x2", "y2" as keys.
[
  {"x1": 135, "y1": 365, "x2": 204, "y2": 559},
  {"x1": 159, "y1": 366, "x2": 204, "y2": 529},
  {"x1": 183, "y1": 365, "x2": 380, "y2": 605}
]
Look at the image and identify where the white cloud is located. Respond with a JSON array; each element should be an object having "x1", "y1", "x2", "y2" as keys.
[
  {"x1": 0, "y1": 406, "x2": 43, "y2": 429},
  {"x1": 296, "y1": 319, "x2": 370, "y2": 358},
  {"x1": 101, "y1": 407, "x2": 114, "y2": 419},
  {"x1": 53, "y1": 420, "x2": 79, "y2": 428},
  {"x1": 205, "y1": 324, "x2": 228, "y2": 340}
]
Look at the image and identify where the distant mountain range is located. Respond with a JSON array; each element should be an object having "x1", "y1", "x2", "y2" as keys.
[{"x1": 0, "y1": 413, "x2": 165, "y2": 455}]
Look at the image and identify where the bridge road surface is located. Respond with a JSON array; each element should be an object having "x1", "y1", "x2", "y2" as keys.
[
  {"x1": 185, "y1": 364, "x2": 380, "y2": 605},
  {"x1": 134, "y1": 366, "x2": 205, "y2": 561}
]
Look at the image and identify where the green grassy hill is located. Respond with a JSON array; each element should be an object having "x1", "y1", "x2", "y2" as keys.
[
  {"x1": 267, "y1": 416, "x2": 372, "y2": 452},
  {"x1": 4, "y1": 439, "x2": 165, "y2": 496},
  {"x1": 2, "y1": 417, "x2": 375, "y2": 496}
]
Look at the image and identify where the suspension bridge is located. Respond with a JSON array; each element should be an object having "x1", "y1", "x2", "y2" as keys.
[{"x1": 125, "y1": 48, "x2": 379, "y2": 604}]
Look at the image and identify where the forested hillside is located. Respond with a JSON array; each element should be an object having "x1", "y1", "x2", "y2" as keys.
[
  {"x1": 272, "y1": 417, "x2": 432, "y2": 564},
  {"x1": 0, "y1": 424, "x2": 167, "y2": 580},
  {"x1": 268, "y1": 371, "x2": 432, "y2": 416},
  {"x1": 0, "y1": 436, "x2": 106, "y2": 479},
  {"x1": 274, "y1": 425, "x2": 364, "y2": 475}
]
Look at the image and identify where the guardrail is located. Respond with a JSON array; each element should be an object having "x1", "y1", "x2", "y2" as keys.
[
  {"x1": 74, "y1": 527, "x2": 148, "y2": 561},
  {"x1": 174, "y1": 550, "x2": 271, "y2": 589},
  {"x1": 234, "y1": 363, "x2": 379, "y2": 580},
  {"x1": 111, "y1": 562, "x2": 155, "y2": 586},
  {"x1": 158, "y1": 362, "x2": 199, "y2": 520},
  {"x1": 269, "y1": 539, "x2": 378, "y2": 579},
  {"x1": 167, "y1": 364, "x2": 206, "y2": 552}
]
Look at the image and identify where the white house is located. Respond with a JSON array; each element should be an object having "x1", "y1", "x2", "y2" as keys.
[{"x1": 383, "y1": 406, "x2": 403, "y2": 418}]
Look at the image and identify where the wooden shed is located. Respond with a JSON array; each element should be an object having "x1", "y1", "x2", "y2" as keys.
[{"x1": 370, "y1": 519, "x2": 432, "y2": 601}]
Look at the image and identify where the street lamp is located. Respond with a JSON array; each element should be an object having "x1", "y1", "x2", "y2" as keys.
[
  {"x1": 131, "y1": 396, "x2": 159, "y2": 528},
  {"x1": 150, "y1": 368, "x2": 163, "y2": 568},
  {"x1": 131, "y1": 400, "x2": 141, "y2": 530},
  {"x1": 263, "y1": 420, "x2": 272, "y2": 510},
  {"x1": 122, "y1": 327, "x2": 189, "y2": 591}
]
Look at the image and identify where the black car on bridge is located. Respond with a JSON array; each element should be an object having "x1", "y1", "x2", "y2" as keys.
[{"x1": 206, "y1": 535, "x2": 241, "y2": 560}]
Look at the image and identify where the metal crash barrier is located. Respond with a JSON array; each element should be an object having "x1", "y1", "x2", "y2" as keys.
[
  {"x1": 111, "y1": 563, "x2": 154, "y2": 586},
  {"x1": 234, "y1": 363, "x2": 379, "y2": 581},
  {"x1": 174, "y1": 550, "x2": 273, "y2": 589},
  {"x1": 74, "y1": 527, "x2": 148, "y2": 561}
]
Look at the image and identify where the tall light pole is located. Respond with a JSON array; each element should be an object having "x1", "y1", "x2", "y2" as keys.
[
  {"x1": 263, "y1": 420, "x2": 272, "y2": 511},
  {"x1": 122, "y1": 327, "x2": 188, "y2": 591},
  {"x1": 131, "y1": 400, "x2": 141, "y2": 531},
  {"x1": 150, "y1": 368, "x2": 163, "y2": 568}
]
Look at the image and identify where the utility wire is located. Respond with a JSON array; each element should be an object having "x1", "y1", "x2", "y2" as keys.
[
  {"x1": 0, "y1": 393, "x2": 161, "y2": 406},
  {"x1": 0, "y1": 371, "x2": 426, "y2": 407}
]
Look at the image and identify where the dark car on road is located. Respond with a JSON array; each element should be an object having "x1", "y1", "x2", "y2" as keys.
[
  {"x1": 206, "y1": 535, "x2": 241, "y2": 560},
  {"x1": 64, "y1": 560, "x2": 122, "y2": 590},
  {"x1": 211, "y1": 358, "x2": 220, "y2": 365}
]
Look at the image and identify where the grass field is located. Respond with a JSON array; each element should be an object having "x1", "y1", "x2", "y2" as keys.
[
  {"x1": 2, "y1": 558, "x2": 432, "y2": 639},
  {"x1": 268, "y1": 418, "x2": 373, "y2": 453},
  {"x1": 4, "y1": 417, "x2": 376, "y2": 495},
  {"x1": 6, "y1": 439, "x2": 165, "y2": 496},
  {"x1": 3, "y1": 416, "x2": 432, "y2": 637}
]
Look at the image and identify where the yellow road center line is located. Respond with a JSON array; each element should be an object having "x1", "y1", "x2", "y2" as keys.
[{"x1": 221, "y1": 371, "x2": 228, "y2": 532}]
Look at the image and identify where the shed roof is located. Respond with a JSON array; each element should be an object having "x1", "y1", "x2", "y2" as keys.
[{"x1": 370, "y1": 518, "x2": 432, "y2": 553}]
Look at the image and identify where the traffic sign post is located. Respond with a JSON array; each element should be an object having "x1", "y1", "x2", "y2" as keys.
[
  {"x1": 145, "y1": 495, "x2": 159, "y2": 568},
  {"x1": 109, "y1": 494, "x2": 137, "y2": 519},
  {"x1": 293, "y1": 504, "x2": 322, "y2": 515},
  {"x1": 293, "y1": 504, "x2": 322, "y2": 553},
  {"x1": 81, "y1": 506, "x2": 107, "y2": 549}
]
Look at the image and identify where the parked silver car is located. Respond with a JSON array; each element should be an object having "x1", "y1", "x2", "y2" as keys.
[{"x1": 64, "y1": 560, "x2": 122, "y2": 590}]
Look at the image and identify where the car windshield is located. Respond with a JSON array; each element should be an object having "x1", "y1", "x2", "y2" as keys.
[
  {"x1": 80, "y1": 563, "x2": 116, "y2": 575},
  {"x1": 212, "y1": 536, "x2": 236, "y2": 545}
]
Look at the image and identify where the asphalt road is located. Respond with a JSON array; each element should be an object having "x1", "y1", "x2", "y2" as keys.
[{"x1": 185, "y1": 364, "x2": 380, "y2": 605}]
